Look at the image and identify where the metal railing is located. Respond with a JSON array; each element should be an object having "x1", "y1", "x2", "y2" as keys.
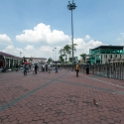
[{"x1": 61, "y1": 64, "x2": 124, "y2": 80}]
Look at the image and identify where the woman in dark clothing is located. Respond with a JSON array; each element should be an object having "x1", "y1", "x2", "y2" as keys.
[
  {"x1": 86, "y1": 64, "x2": 89, "y2": 74},
  {"x1": 35, "y1": 64, "x2": 38, "y2": 74}
]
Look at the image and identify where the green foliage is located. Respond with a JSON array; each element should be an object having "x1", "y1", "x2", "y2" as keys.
[
  {"x1": 59, "y1": 44, "x2": 77, "y2": 63},
  {"x1": 59, "y1": 55, "x2": 64, "y2": 63},
  {"x1": 80, "y1": 53, "x2": 86, "y2": 61},
  {"x1": 29, "y1": 57, "x2": 33, "y2": 62},
  {"x1": 47, "y1": 57, "x2": 52, "y2": 64},
  {"x1": 22, "y1": 56, "x2": 27, "y2": 62}
]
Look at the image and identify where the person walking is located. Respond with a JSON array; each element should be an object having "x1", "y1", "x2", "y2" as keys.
[
  {"x1": 75, "y1": 63, "x2": 79, "y2": 77},
  {"x1": 45, "y1": 64, "x2": 48, "y2": 72},
  {"x1": 42, "y1": 64, "x2": 45, "y2": 72},
  {"x1": 48, "y1": 64, "x2": 51, "y2": 73},
  {"x1": 55, "y1": 64, "x2": 58, "y2": 73},
  {"x1": 32, "y1": 64, "x2": 35, "y2": 74},
  {"x1": 34, "y1": 64, "x2": 38, "y2": 74},
  {"x1": 24, "y1": 64, "x2": 27, "y2": 76},
  {"x1": 86, "y1": 63, "x2": 89, "y2": 74},
  {"x1": 16, "y1": 64, "x2": 18, "y2": 71}
]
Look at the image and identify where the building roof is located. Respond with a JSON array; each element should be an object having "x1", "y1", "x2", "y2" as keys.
[
  {"x1": 26, "y1": 57, "x2": 46, "y2": 60},
  {"x1": 0, "y1": 51, "x2": 21, "y2": 59},
  {"x1": 91, "y1": 45, "x2": 124, "y2": 51}
]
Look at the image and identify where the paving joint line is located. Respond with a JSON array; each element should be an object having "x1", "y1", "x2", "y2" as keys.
[
  {"x1": 56, "y1": 79, "x2": 124, "y2": 95},
  {"x1": 87, "y1": 75, "x2": 124, "y2": 89},
  {"x1": 0, "y1": 71, "x2": 69, "y2": 112},
  {"x1": 32, "y1": 75, "x2": 124, "y2": 95}
]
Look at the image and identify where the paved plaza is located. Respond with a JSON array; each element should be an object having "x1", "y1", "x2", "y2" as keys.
[{"x1": 0, "y1": 69, "x2": 124, "y2": 124}]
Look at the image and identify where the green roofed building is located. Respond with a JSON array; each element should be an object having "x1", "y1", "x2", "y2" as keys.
[{"x1": 89, "y1": 45, "x2": 124, "y2": 65}]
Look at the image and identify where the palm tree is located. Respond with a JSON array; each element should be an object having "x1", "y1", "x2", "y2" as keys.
[
  {"x1": 59, "y1": 48, "x2": 66, "y2": 62},
  {"x1": 59, "y1": 55, "x2": 64, "y2": 63},
  {"x1": 47, "y1": 57, "x2": 52, "y2": 64},
  {"x1": 29, "y1": 57, "x2": 33, "y2": 63},
  {"x1": 80, "y1": 53, "x2": 86, "y2": 63},
  {"x1": 22, "y1": 56, "x2": 27, "y2": 62},
  {"x1": 63, "y1": 44, "x2": 71, "y2": 61}
]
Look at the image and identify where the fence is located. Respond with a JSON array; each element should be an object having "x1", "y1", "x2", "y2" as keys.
[{"x1": 61, "y1": 64, "x2": 124, "y2": 80}]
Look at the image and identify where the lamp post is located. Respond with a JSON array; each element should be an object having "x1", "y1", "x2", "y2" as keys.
[
  {"x1": 67, "y1": 0, "x2": 77, "y2": 65},
  {"x1": 52, "y1": 49, "x2": 54, "y2": 61},
  {"x1": 20, "y1": 52, "x2": 22, "y2": 58},
  {"x1": 54, "y1": 47, "x2": 57, "y2": 61}
]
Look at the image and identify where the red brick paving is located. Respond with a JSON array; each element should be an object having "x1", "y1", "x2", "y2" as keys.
[{"x1": 0, "y1": 69, "x2": 124, "y2": 124}]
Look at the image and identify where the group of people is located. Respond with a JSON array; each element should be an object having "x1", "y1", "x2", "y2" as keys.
[
  {"x1": 24, "y1": 64, "x2": 38, "y2": 76},
  {"x1": 23, "y1": 62, "x2": 89, "y2": 77},
  {"x1": 75, "y1": 63, "x2": 89, "y2": 77},
  {"x1": 23, "y1": 63, "x2": 52, "y2": 76}
]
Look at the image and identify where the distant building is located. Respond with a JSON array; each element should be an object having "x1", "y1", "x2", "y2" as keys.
[
  {"x1": 26, "y1": 57, "x2": 47, "y2": 64},
  {"x1": 0, "y1": 51, "x2": 47, "y2": 70},
  {"x1": 0, "y1": 51, "x2": 21, "y2": 69},
  {"x1": 89, "y1": 45, "x2": 124, "y2": 65}
]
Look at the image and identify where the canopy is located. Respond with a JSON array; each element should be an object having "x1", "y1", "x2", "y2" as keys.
[{"x1": 23, "y1": 62, "x2": 30, "y2": 65}]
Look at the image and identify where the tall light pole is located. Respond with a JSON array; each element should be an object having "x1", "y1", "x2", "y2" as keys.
[
  {"x1": 52, "y1": 49, "x2": 54, "y2": 61},
  {"x1": 67, "y1": 0, "x2": 77, "y2": 65},
  {"x1": 20, "y1": 52, "x2": 22, "y2": 58},
  {"x1": 54, "y1": 47, "x2": 57, "y2": 61}
]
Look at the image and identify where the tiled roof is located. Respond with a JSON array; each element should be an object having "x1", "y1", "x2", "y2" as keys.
[{"x1": 0, "y1": 51, "x2": 21, "y2": 59}]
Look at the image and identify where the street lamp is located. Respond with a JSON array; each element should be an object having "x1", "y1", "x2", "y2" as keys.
[
  {"x1": 52, "y1": 49, "x2": 54, "y2": 61},
  {"x1": 67, "y1": 0, "x2": 77, "y2": 65},
  {"x1": 20, "y1": 52, "x2": 22, "y2": 58},
  {"x1": 54, "y1": 47, "x2": 57, "y2": 61}
]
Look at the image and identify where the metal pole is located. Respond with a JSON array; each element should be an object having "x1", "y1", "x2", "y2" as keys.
[
  {"x1": 52, "y1": 49, "x2": 54, "y2": 61},
  {"x1": 54, "y1": 47, "x2": 56, "y2": 61},
  {"x1": 67, "y1": 0, "x2": 76, "y2": 66},
  {"x1": 71, "y1": 9, "x2": 74, "y2": 65}
]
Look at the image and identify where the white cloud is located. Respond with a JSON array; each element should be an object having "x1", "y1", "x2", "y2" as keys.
[
  {"x1": 3, "y1": 45, "x2": 23, "y2": 57},
  {"x1": 117, "y1": 38, "x2": 122, "y2": 41},
  {"x1": 16, "y1": 23, "x2": 70, "y2": 45},
  {"x1": 85, "y1": 35, "x2": 90, "y2": 40},
  {"x1": 0, "y1": 34, "x2": 12, "y2": 45},
  {"x1": 2, "y1": 22, "x2": 105, "y2": 60},
  {"x1": 2, "y1": 45, "x2": 54, "y2": 59},
  {"x1": 2, "y1": 35, "x2": 104, "y2": 60},
  {"x1": 74, "y1": 38, "x2": 103, "y2": 55},
  {"x1": 117, "y1": 33, "x2": 124, "y2": 41},
  {"x1": 25, "y1": 45, "x2": 35, "y2": 51},
  {"x1": 120, "y1": 33, "x2": 124, "y2": 38}
]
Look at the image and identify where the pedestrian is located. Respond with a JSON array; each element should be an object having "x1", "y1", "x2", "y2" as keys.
[
  {"x1": 55, "y1": 64, "x2": 58, "y2": 73},
  {"x1": 27, "y1": 64, "x2": 29, "y2": 73},
  {"x1": 32, "y1": 65, "x2": 35, "y2": 74},
  {"x1": 75, "y1": 63, "x2": 79, "y2": 77},
  {"x1": 16, "y1": 64, "x2": 18, "y2": 71},
  {"x1": 48, "y1": 64, "x2": 51, "y2": 73},
  {"x1": 45, "y1": 64, "x2": 48, "y2": 72},
  {"x1": 24, "y1": 64, "x2": 27, "y2": 76},
  {"x1": 42, "y1": 64, "x2": 45, "y2": 72},
  {"x1": 35, "y1": 64, "x2": 38, "y2": 74},
  {"x1": 86, "y1": 63, "x2": 89, "y2": 74}
]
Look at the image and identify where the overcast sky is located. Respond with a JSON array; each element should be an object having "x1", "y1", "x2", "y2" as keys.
[{"x1": 0, "y1": 0, "x2": 124, "y2": 60}]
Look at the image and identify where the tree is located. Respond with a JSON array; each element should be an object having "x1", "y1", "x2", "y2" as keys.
[
  {"x1": 59, "y1": 48, "x2": 66, "y2": 62},
  {"x1": 47, "y1": 57, "x2": 52, "y2": 64},
  {"x1": 59, "y1": 55, "x2": 64, "y2": 63},
  {"x1": 29, "y1": 57, "x2": 33, "y2": 62},
  {"x1": 22, "y1": 56, "x2": 27, "y2": 62},
  {"x1": 59, "y1": 43, "x2": 78, "y2": 63},
  {"x1": 80, "y1": 53, "x2": 86, "y2": 62},
  {"x1": 63, "y1": 44, "x2": 71, "y2": 61}
]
